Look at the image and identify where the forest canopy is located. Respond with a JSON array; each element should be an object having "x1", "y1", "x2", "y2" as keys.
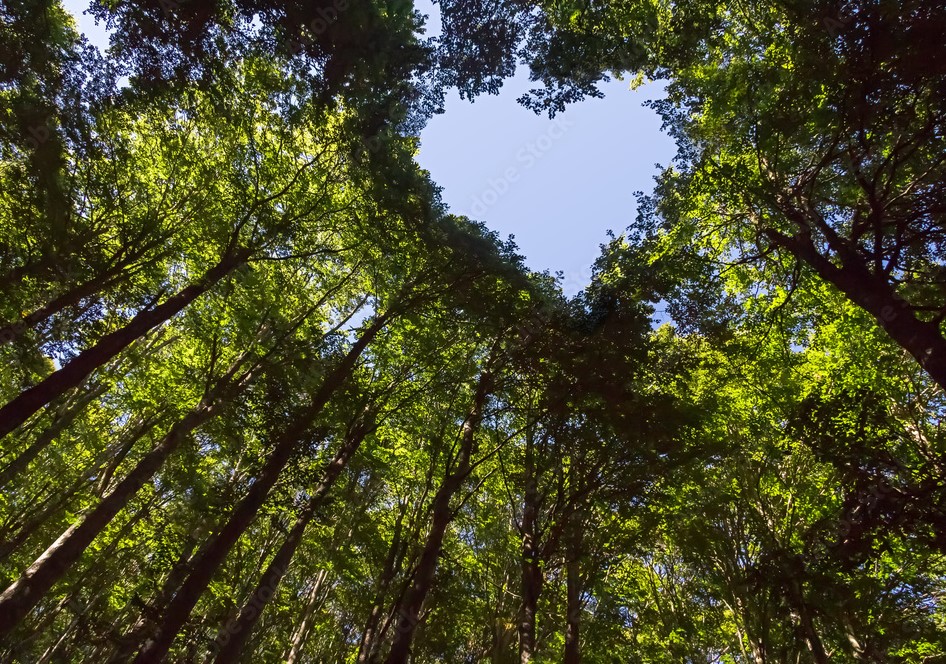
[{"x1": 0, "y1": 0, "x2": 944, "y2": 662}]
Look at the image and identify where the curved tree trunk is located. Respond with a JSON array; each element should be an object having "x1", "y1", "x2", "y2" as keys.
[
  {"x1": 786, "y1": 576, "x2": 828, "y2": 664},
  {"x1": 767, "y1": 225, "x2": 946, "y2": 390}
]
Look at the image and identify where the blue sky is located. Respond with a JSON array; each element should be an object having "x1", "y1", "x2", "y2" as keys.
[
  {"x1": 417, "y1": 73, "x2": 673, "y2": 295},
  {"x1": 63, "y1": 0, "x2": 674, "y2": 296}
]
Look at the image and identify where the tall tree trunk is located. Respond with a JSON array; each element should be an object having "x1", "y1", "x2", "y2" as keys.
[
  {"x1": 1, "y1": 262, "x2": 128, "y2": 345},
  {"x1": 356, "y1": 499, "x2": 411, "y2": 664},
  {"x1": 487, "y1": 570, "x2": 514, "y2": 663},
  {"x1": 283, "y1": 569, "x2": 329, "y2": 664},
  {"x1": 0, "y1": 232, "x2": 170, "y2": 345},
  {"x1": 786, "y1": 577, "x2": 828, "y2": 664},
  {"x1": 384, "y1": 370, "x2": 492, "y2": 664},
  {"x1": 0, "y1": 254, "x2": 59, "y2": 301},
  {"x1": 95, "y1": 413, "x2": 163, "y2": 498},
  {"x1": 563, "y1": 557, "x2": 581, "y2": 664},
  {"x1": 359, "y1": 468, "x2": 437, "y2": 664},
  {"x1": 0, "y1": 357, "x2": 257, "y2": 638},
  {"x1": 0, "y1": 413, "x2": 162, "y2": 562},
  {"x1": 0, "y1": 247, "x2": 250, "y2": 439},
  {"x1": 132, "y1": 314, "x2": 390, "y2": 663},
  {"x1": 36, "y1": 583, "x2": 109, "y2": 664},
  {"x1": 12, "y1": 492, "x2": 163, "y2": 656},
  {"x1": 518, "y1": 433, "x2": 541, "y2": 664},
  {"x1": 212, "y1": 417, "x2": 373, "y2": 661},
  {"x1": 0, "y1": 382, "x2": 107, "y2": 490},
  {"x1": 108, "y1": 535, "x2": 203, "y2": 662}
]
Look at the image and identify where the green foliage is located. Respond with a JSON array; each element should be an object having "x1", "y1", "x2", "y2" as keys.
[{"x1": 0, "y1": 1, "x2": 942, "y2": 662}]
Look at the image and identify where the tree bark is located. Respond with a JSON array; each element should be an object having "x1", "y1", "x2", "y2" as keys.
[
  {"x1": 0, "y1": 413, "x2": 162, "y2": 563},
  {"x1": 384, "y1": 370, "x2": 492, "y2": 664},
  {"x1": 356, "y1": 500, "x2": 411, "y2": 664},
  {"x1": 7, "y1": 492, "x2": 162, "y2": 658},
  {"x1": 108, "y1": 535, "x2": 203, "y2": 662},
  {"x1": 563, "y1": 557, "x2": 581, "y2": 664},
  {"x1": 518, "y1": 433, "x2": 541, "y2": 664},
  {"x1": 212, "y1": 417, "x2": 373, "y2": 661},
  {"x1": 786, "y1": 576, "x2": 828, "y2": 664},
  {"x1": 0, "y1": 357, "x2": 257, "y2": 638},
  {"x1": 766, "y1": 226, "x2": 946, "y2": 390},
  {"x1": 94, "y1": 414, "x2": 163, "y2": 498},
  {"x1": 284, "y1": 569, "x2": 330, "y2": 664},
  {"x1": 132, "y1": 314, "x2": 390, "y2": 663},
  {"x1": 0, "y1": 382, "x2": 107, "y2": 490},
  {"x1": 0, "y1": 247, "x2": 250, "y2": 440},
  {"x1": 0, "y1": 232, "x2": 171, "y2": 345},
  {"x1": 1, "y1": 263, "x2": 128, "y2": 345}
]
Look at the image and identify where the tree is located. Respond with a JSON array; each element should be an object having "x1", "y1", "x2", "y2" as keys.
[
  {"x1": 517, "y1": 0, "x2": 946, "y2": 389},
  {"x1": 3, "y1": 1, "x2": 946, "y2": 662}
]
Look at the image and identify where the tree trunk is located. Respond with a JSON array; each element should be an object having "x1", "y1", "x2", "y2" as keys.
[
  {"x1": 132, "y1": 315, "x2": 390, "y2": 663},
  {"x1": 12, "y1": 492, "x2": 162, "y2": 656},
  {"x1": 563, "y1": 557, "x2": 581, "y2": 664},
  {"x1": 767, "y1": 226, "x2": 946, "y2": 390},
  {"x1": 212, "y1": 418, "x2": 373, "y2": 661},
  {"x1": 95, "y1": 414, "x2": 163, "y2": 498},
  {"x1": 0, "y1": 264, "x2": 125, "y2": 345},
  {"x1": 359, "y1": 469, "x2": 438, "y2": 664},
  {"x1": 0, "y1": 248, "x2": 250, "y2": 439},
  {"x1": 0, "y1": 254, "x2": 58, "y2": 301},
  {"x1": 0, "y1": 233, "x2": 170, "y2": 345},
  {"x1": 284, "y1": 569, "x2": 329, "y2": 664},
  {"x1": 487, "y1": 571, "x2": 514, "y2": 663},
  {"x1": 383, "y1": 476, "x2": 458, "y2": 664},
  {"x1": 0, "y1": 358, "x2": 256, "y2": 638},
  {"x1": 108, "y1": 535, "x2": 203, "y2": 662},
  {"x1": 786, "y1": 577, "x2": 828, "y2": 664},
  {"x1": 0, "y1": 413, "x2": 162, "y2": 562},
  {"x1": 518, "y1": 434, "x2": 541, "y2": 664},
  {"x1": 356, "y1": 500, "x2": 410, "y2": 664},
  {"x1": 384, "y1": 370, "x2": 492, "y2": 664},
  {"x1": 0, "y1": 382, "x2": 107, "y2": 490}
]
